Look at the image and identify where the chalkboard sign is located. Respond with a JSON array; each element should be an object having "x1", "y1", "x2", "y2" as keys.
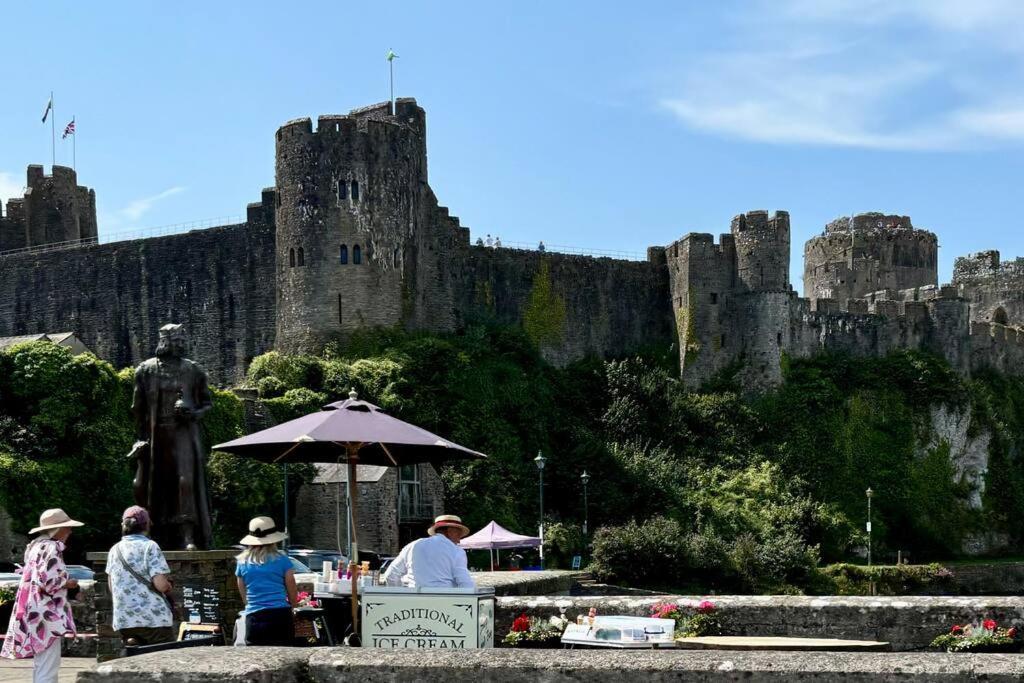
[{"x1": 181, "y1": 583, "x2": 221, "y2": 624}]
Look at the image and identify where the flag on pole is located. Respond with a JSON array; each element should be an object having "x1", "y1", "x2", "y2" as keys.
[
  {"x1": 62, "y1": 119, "x2": 75, "y2": 139},
  {"x1": 386, "y1": 48, "x2": 398, "y2": 62},
  {"x1": 42, "y1": 96, "x2": 53, "y2": 123}
]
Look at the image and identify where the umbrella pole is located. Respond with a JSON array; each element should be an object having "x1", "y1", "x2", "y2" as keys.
[{"x1": 347, "y1": 445, "x2": 360, "y2": 641}]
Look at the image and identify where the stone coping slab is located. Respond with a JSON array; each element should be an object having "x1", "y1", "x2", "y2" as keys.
[
  {"x1": 75, "y1": 647, "x2": 1024, "y2": 682},
  {"x1": 674, "y1": 636, "x2": 890, "y2": 651}
]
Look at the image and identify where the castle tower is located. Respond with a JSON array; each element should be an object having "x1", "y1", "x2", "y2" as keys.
[
  {"x1": 274, "y1": 99, "x2": 430, "y2": 354},
  {"x1": 732, "y1": 210, "x2": 790, "y2": 292},
  {"x1": 0, "y1": 165, "x2": 96, "y2": 252},
  {"x1": 803, "y1": 213, "x2": 937, "y2": 301}
]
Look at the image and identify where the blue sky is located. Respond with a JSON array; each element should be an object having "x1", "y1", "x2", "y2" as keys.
[{"x1": 2, "y1": 1, "x2": 1023, "y2": 286}]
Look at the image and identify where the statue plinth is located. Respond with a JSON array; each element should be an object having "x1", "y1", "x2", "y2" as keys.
[{"x1": 87, "y1": 549, "x2": 241, "y2": 661}]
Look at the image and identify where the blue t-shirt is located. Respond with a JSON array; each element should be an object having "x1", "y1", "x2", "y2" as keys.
[{"x1": 235, "y1": 553, "x2": 292, "y2": 613}]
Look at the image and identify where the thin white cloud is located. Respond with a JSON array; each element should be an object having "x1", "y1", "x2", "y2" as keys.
[
  {"x1": 661, "y1": 2, "x2": 1024, "y2": 150},
  {"x1": 0, "y1": 171, "x2": 23, "y2": 210},
  {"x1": 120, "y1": 186, "x2": 185, "y2": 221}
]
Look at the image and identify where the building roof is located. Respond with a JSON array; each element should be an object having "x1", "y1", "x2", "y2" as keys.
[
  {"x1": 0, "y1": 332, "x2": 88, "y2": 354},
  {"x1": 312, "y1": 463, "x2": 390, "y2": 484},
  {"x1": 0, "y1": 334, "x2": 50, "y2": 349}
]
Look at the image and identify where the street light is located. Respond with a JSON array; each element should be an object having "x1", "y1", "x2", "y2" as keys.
[
  {"x1": 580, "y1": 470, "x2": 591, "y2": 536},
  {"x1": 535, "y1": 451, "x2": 546, "y2": 570},
  {"x1": 866, "y1": 488, "x2": 874, "y2": 567}
]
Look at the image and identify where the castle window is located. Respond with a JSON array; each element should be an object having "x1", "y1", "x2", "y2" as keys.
[
  {"x1": 393, "y1": 248, "x2": 400, "y2": 267},
  {"x1": 351, "y1": 179, "x2": 360, "y2": 202},
  {"x1": 338, "y1": 180, "x2": 347, "y2": 202},
  {"x1": 289, "y1": 248, "x2": 296, "y2": 267},
  {"x1": 353, "y1": 244, "x2": 362, "y2": 265},
  {"x1": 710, "y1": 293, "x2": 718, "y2": 304},
  {"x1": 338, "y1": 294, "x2": 343, "y2": 324},
  {"x1": 720, "y1": 334, "x2": 726, "y2": 348},
  {"x1": 340, "y1": 244, "x2": 348, "y2": 264},
  {"x1": 297, "y1": 248, "x2": 305, "y2": 267},
  {"x1": 777, "y1": 332, "x2": 782, "y2": 345}
]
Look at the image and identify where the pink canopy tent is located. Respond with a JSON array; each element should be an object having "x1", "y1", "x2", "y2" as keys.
[{"x1": 459, "y1": 521, "x2": 541, "y2": 571}]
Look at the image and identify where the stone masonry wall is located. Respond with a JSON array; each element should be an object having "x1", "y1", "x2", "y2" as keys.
[
  {"x1": 452, "y1": 246, "x2": 673, "y2": 366},
  {"x1": 804, "y1": 214, "x2": 938, "y2": 302},
  {"x1": 291, "y1": 464, "x2": 445, "y2": 556},
  {"x1": 0, "y1": 215, "x2": 276, "y2": 385}
]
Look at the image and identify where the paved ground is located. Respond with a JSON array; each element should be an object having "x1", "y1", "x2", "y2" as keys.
[{"x1": 0, "y1": 656, "x2": 93, "y2": 682}]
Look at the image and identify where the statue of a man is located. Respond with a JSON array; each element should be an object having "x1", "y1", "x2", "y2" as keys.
[{"x1": 130, "y1": 323, "x2": 214, "y2": 550}]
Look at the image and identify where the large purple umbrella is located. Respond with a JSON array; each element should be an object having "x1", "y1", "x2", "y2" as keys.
[{"x1": 213, "y1": 389, "x2": 486, "y2": 635}]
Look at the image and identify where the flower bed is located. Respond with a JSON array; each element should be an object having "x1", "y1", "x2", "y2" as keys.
[
  {"x1": 930, "y1": 619, "x2": 1022, "y2": 652},
  {"x1": 651, "y1": 599, "x2": 722, "y2": 638}
]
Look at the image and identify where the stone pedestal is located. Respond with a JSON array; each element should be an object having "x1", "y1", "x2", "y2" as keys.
[{"x1": 87, "y1": 549, "x2": 241, "y2": 661}]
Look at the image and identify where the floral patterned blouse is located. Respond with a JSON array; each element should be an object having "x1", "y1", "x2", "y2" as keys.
[{"x1": 1, "y1": 537, "x2": 76, "y2": 659}]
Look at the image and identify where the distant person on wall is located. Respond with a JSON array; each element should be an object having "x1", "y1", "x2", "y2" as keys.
[
  {"x1": 382, "y1": 515, "x2": 475, "y2": 589},
  {"x1": 494, "y1": 236, "x2": 502, "y2": 248},
  {"x1": 475, "y1": 237, "x2": 484, "y2": 247},
  {"x1": 538, "y1": 241, "x2": 546, "y2": 252},
  {"x1": 107, "y1": 506, "x2": 175, "y2": 648},
  {"x1": 1, "y1": 508, "x2": 83, "y2": 683},
  {"x1": 485, "y1": 234, "x2": 493, "y2": 247},
  {"x1": 235, "y1": 517, "x2": 298, "y2": 646}
]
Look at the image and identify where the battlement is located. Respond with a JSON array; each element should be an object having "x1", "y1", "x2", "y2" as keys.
[
  {"x1": 665, "y1": 231, "x2": 736, "y2": 258},
  {"x1": 822, "y1": 213, "x2": 917, "y2": 235},
  {"x1": 276, "y1": 98, "x2": 425, "y2": 141},
  {"x1": 730, "y1": 209, "x2": 790, "y2": 237}
]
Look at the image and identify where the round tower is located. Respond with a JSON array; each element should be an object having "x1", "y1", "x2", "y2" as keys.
[
  {"x1": 803, "y1": 213, "x2": 938, "y2": 301},
  {"x1": 731, "y1": 210, "x2": 791, "y2": 291},
  {"x1": 274, "y1": 100, "x2": 428, "y2": 354}
]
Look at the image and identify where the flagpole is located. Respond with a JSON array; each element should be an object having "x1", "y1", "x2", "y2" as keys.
[
  {"x1": 72, "y1": 117, "x2": 76, "y2": 171},
  {"x1": 389, "y1": 58, "x2": 394, "y2": 114},
  {"x1": 50, "y1": 91, "x2": 55, "y2": 170}
]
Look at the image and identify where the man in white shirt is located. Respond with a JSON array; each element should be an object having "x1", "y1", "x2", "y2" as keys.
[{"x1": 382, "y1": 515, "x2": 475, "y2": 588}]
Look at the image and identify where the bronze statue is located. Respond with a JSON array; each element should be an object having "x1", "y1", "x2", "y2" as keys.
[{"x1": 130, "y1": 324, "x2": 214, "y2": 550}]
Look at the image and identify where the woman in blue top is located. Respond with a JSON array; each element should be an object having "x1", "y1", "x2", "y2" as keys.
[{"x1": 235, "y1": 516, "x2": 297, "y2": 646}]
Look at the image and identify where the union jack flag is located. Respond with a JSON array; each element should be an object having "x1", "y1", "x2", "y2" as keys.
[{"x1": 62, "y1": 119, "x2": 75, "y2": 139}]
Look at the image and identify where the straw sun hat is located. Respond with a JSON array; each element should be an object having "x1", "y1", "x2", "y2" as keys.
[
  {"x1": 428, "y1": 514, "x2": 470, "y2": 539},
  {"x1": 239, "y1": 516, "x2": 288, "y2": 546},
  {"x1": 29, "y1": 508, "x2": 85, "y2": 534}
]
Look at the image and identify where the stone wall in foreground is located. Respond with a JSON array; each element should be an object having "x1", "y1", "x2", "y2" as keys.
[
  {"x1": 495, "y1": 595, "x2": 1024, "y2": 652},
  {"x1": 79, "y1": 646, "x2": 1024, "y2": 682}
]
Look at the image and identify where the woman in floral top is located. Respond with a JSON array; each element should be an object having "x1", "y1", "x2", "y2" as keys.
[{"x1": 1, "y1": 508, "x2": 83, "y2": 683}]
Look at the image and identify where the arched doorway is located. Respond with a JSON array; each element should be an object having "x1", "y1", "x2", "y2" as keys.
[{"x1": 993, "y1": 307, "x2": 1008, "y2": 325}]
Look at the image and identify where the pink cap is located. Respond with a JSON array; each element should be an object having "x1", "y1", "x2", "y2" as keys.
[{"x1": 122, "y1": 505, "x2": 150, "y2": 526}]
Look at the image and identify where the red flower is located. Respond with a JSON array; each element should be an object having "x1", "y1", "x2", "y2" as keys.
[
  {"x1": 951, "y1": 624, "x2": 963, "y2": 634},
  {"x1": 697, "y1": 600, "x2": 716, "y2": 613},
  {"x1": 984, "y1": 619, "x2": 997, "y2": 631},
  {"x1": 1008, "y1": 627, "x2": 1018, "y2": 639},
  {"x1": 511, "y1": 614, "x2": 531, "y2": 633}
]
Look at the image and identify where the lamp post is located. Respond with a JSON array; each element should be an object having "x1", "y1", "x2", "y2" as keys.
[
  {"x1": 866, "y1": 487, "x2": 873, "y2": 567},
  {"x1": 535, "y1": 451, "x2": 546, "y2": 570},
  {"x1": 580, "y1": 470, "x2": 591, "y2": 536}
]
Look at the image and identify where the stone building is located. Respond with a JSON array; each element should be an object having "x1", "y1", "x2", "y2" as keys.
[
  {"x1": 1, "y1": 97, "x2": 1023, "y2": 393},
  {"x1": 290, "y1": 463, "x2": 444, "y2": 556}
]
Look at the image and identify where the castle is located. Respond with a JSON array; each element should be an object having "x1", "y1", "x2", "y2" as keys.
[{"x1": 1, "y1": 98, "x2": 1021, "y2": 390}]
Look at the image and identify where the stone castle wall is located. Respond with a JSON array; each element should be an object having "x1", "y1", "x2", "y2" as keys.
[
  {"x1": 0, "y1": 214, "x2": 276, "y2": 385},
  {"x1": 452, "y1": 245, "x2": 673, "y2": 366},
  {"x1": 2, "y1": 99, "x2": 1024, "y2": 393}
]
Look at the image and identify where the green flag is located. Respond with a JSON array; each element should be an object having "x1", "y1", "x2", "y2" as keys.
[{"x1": 386, "y1": 49, "x2": 398, "y2": 62}]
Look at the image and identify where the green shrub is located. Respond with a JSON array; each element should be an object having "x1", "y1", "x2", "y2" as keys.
[
  {"x1": 542, "y1": 521, "x2": 586, "y2": 569},
  {"x1": 815, "y1": 562, "x2": 955, "y2": 595},
  {"x1": 256, "y1": 376, "x2": 286, "y2": 398}
]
